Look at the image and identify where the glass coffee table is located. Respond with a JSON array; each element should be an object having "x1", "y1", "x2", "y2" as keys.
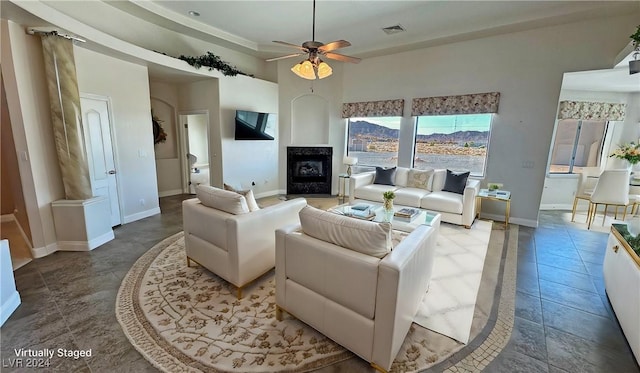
[{"x1": 330, "y1": 202, "x2": 441, "y2": 233}]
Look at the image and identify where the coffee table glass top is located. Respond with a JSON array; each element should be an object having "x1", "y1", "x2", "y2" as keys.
[{"x1": 330, "y1": 202, "x2": 440, "y2": 233}]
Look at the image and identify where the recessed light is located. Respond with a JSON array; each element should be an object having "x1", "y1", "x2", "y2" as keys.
[{"x1": 188, "y1": 10, "x2": 200, "y2": 17}]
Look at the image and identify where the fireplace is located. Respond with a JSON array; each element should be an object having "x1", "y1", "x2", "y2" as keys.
[{"x1": 287, "y1": 146, "x2": 332, "y2": 195}]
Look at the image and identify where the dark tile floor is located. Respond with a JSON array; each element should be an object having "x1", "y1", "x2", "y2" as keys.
[
  {"x1": 1, "y1": 197, "x2": 638, "y2": 372},
  {"x1": 487, "y1": 211, "x2": 640, "y2": 373}
]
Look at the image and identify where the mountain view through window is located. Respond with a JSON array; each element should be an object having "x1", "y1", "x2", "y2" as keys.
[{"x1": 346, "y1": 114, "x2": 492, "y2": 176}]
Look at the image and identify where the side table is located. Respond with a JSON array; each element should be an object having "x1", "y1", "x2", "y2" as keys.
[
  {"x1": 338, "y1": 174, "x2": 350, "y2": 204},
  {"x1": 476, "y1": 189, "x2": 511, "y2": 227}
]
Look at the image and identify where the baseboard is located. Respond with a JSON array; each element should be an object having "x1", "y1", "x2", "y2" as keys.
[
  {"x1": 253, "y1": 190, "x2": 282, "y2": 199},
  {"x1": 123, "y1": 207, "x2": 161, "y2": 224},
  {"x1": 158, "y1": 189, "x2": 183, "y2": 197},
  {"x1": 0, "y1": 291, "x2": 21, "y2": 326},
  {"x1": 479, "y1": 212, "x2": 538, "y2": 228},
  {"x1": 30, "y1": 242, "x2": 57, "y2": 258},
  {"x1": 57, "y1": 230, "x2": 115, "y2": 251}
]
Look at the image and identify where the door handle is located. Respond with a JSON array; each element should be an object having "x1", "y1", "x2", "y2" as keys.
[{"x1": 108, "y1": 170, "x2": 116, "y2": 175}]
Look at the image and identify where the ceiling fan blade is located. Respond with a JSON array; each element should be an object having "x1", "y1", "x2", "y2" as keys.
[
  {"x1": 266, "y1": 53, "x2": 305, "y2": 62},
  {"x1": 272, "y1": 41, "x2": 307, "y2": 51},
  {"x1": 324, "y1": 52, "x2": 361, "y2": 64},
  {"x1": 318, "y1": 40, "x2": 351, "y2": 52}
]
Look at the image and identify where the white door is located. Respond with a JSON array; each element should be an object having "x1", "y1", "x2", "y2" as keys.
[{"x1": 80, "y1": 96, "x2": 122, "y2": 226}]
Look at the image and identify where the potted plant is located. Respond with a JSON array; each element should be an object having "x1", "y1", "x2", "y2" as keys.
[
  {"x1": 609, "y1": 141, "x2": 640, "y2": 169},
  {"x1": 630, "y1": 25, "x2": 640, "y2": 74},
  {"x1": 382, "y1": 191, "x2": 395, "y2": 222}
]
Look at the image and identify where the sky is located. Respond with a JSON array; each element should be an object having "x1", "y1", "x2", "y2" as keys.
[{"x1": 352, "y1": 114, "x2": 492, "y2": 134}]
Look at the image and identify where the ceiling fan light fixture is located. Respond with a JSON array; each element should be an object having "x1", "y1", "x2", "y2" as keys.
[
  {"x1": 316, "y1": 61, "x2": 332, "y2": 79},
  {"x1": 291, "y1": 60, "x2": 316, "y2": 80}
]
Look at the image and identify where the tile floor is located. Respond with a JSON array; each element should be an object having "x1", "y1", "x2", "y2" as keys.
[{"x1": 0, "y1": 196, "x2": 638, "y2": 372}]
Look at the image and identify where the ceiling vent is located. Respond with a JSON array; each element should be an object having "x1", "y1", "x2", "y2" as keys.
[{"x1": 382, "y1": 24, "x2": 406, "y2": 35}]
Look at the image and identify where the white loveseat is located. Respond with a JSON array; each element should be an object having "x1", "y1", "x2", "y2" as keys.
[
  {"x1": 183, "y1": 186, "x2": 307, "y2": 298},
  {"x1": 275, "y1": 206, "x2": 439, "y2": 372},
  {"x1": 349, "y1": 168, "x2": 480, "y2": 228}
]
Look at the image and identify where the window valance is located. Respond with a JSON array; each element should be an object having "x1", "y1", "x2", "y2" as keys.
[
  {"x1": 411, "y1": 92, "x2": 500, "y2": 116},
  {"x1": 341, "y1": 99, "x2": 404, "y2": 118},
  {"x1": 557, "y1": 101, "x2": 626, "y2": 121}
]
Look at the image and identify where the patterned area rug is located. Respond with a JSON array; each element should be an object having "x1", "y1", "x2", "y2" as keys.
[{"x1": 117, "y1": 223, "x2": 517, "y2": 372}]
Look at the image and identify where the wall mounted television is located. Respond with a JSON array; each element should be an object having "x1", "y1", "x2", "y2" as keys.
[{"x1": 234, "y1": 110, "x2": 276, "y2": 140}]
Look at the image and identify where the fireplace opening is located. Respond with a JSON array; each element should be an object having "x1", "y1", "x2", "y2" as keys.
[
  {"x1": 287, "y1": 146, "x2": 332, "y2": 195},
  {"x1": 294, "y1": 159, "x2": 325, "y2": 179}
]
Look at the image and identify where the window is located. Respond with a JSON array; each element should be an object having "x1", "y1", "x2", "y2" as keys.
[
  {"x1": 549, "y1": 120, "x2": 607, "y2": 173},
  {"x1": 347, "y1": 117, "x2": 401, "y2": 169},
  {"x1": 414, "y1": 114, "x2": 493, "y2": 176}
]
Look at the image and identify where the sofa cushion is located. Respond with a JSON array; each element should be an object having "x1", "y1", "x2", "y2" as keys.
[
  {"x1": 354, "y1": 184, "x2": 398, "y2": 203},
  {"x1": 373, "y1": 167, "x2": 397, "y2": 186},
  {"x1": 394, "y1": 167, "x2": 410, "y2": 187},
  {"x1": 196, "y1": 185, "x2": 249, "y2": 215},
  {"x1": 223, "y1": 183, "x2": 260, "y2": 212},
  {"x1": 407, "y1": 168, "x2": 434, "y2": 190},
  {"x1": 442, "y1": 170, "x2": 470, "y2": 194},
  {"x1": 430, "y1": 169, "x2": 447, "y2": 191},
  {"x1": 299, "y1": 205, "x2": 391, "y2": 258},
  {"x1": 421, "y1": 191, "x2": 464, "y2": 214},
  {"x1": 394, "y1": 187, "x2": 430, "y2": 207}
]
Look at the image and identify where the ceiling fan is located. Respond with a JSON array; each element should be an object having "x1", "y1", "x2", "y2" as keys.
[{"x1": 266, "y1": 0, "x2": 361, "y2": 80}]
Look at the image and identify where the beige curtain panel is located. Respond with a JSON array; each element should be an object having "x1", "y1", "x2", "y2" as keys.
[
  {"x1": 411, "y1": 92, "x2": 500, "y2": 116},
  {"x1": 557, "y1": 101, "x2": 626, "y2": 121},
  {"x1": 341, "y1": 99, "x2": 404, "y2": 118}
]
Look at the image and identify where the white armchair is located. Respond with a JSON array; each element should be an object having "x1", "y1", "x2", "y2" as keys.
[
  {"x1": 183, "y1": 187, "x2": 306, "y2": 298},
  {"x1": 275, "y1": 206, "x2": 439, "y2": 372}
]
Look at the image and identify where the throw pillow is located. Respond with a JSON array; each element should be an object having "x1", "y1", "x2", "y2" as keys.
[
  {"x1": 299, "y1": 205, "x2": 392, "y2": 258},
  {"x1": 196, "y1": 185, "x2": 249, "y2": 214},
  {"x1": 442, "y1": 170, "x2": 470, "y2": 195},
  {"x1": 373, "y1": 167, "x2": 397, "y2": 186},
  {"x1": 223, "y1": 183, "x2": 260, "y2": 212},
  {"x1": 407, "y1": 168, "x2": 434, "y2": 189}
]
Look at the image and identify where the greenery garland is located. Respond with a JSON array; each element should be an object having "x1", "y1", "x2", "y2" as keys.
[{"x1": 168, "y1": 51, "x2": 252, "y2": 77}]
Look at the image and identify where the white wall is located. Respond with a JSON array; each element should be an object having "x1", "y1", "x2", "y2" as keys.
[
  {"x1": 276, "y1": 61, "x2": 345, "y2": 195},
  {"x1": 219, "y1": 75, "x2": 280, "y2": 196},
  {"x1": 1, "y1": 19, "x2": 64, "y2": 257},
  {"x1": 150, "y1": 81, "x2": 183, "y2": 197},
  {"x1": 75, "y1": 47, "x2": 160, "y2": 223},
  {"x1": 177, "y1": 79, "x2": 222, "y2": 188},
  {"x1": 331, "y1": 14, "x2": 638, "y2": 226},
  {"x1": 187, "y1": 114, "x2": 209, "y2": 166}
]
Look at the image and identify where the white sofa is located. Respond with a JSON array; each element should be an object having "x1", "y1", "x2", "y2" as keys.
[
  {"x1": 183, "y1": 187, "x2": 307, "y2": 298},
  {"x1": 275, "y1": 206, "x2": 439, "y2": 372},
  {"x1": 349, "y1": 168, "x2": 480, "y2": 228}
]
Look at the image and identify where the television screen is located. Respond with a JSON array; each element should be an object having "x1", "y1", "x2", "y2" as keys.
[{"x1": 235, "y1": 110, "x2": 276, "y2": 140}]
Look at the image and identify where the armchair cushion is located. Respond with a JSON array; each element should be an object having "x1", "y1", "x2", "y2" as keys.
[
  {"x1": 442, "y1": 170, "x2": 470, "y2": 194},
  {"x1": 373, "y1": 167, "x2": 397, "y2": 186},
  {"x1": 223, "y1": 183, "x2": 260, "y2": 212},
  {"x1": 299, "y1": 205, "x2": 392, "y2": 258},
  {"x1": 196, "y1": 185, "x2": 249, "y2": 214}
]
